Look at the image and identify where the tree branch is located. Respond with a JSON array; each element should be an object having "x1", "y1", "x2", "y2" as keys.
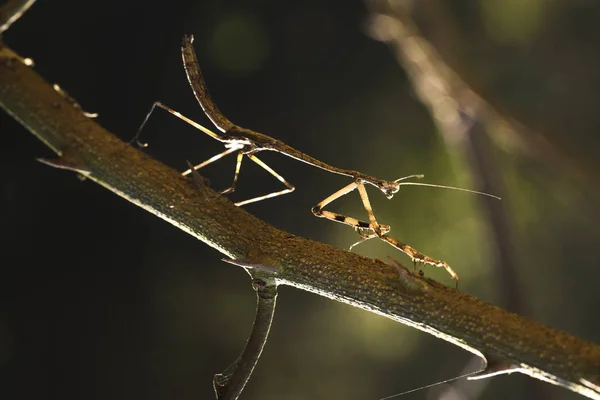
[
  {"x1": 1, "y1": 43, "x2": 599, "y2": 398},
  {"x1": 213, "y1": 270, "x2": 277, "y2": 400}
]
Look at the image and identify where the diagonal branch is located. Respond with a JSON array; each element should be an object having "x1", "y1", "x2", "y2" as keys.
[{"x1": 1, "y1": 44, "x2": 599, "y2": 399}]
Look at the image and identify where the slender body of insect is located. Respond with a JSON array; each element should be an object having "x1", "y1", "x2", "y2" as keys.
[{"x1": 134, "y1": 34, "x2": 499, "y2": 283}]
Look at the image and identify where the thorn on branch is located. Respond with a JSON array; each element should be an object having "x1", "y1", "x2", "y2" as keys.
[{"x1": 37, "y1": 153, "x2": 90, "y2": 176}]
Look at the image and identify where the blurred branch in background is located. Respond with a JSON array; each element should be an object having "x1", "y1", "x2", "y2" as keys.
[
  {"x1": 366, "y1": 4, "x2": 519, "y2": 397},
  {"x1": 365, "y1": 0, "x2": 522, "y2": 313},
  {"x1": 364, "y1": 1, "x2": 588, "y2": 398},
  {"x1": 367, "y1": 0, "x2": 600, "y2": 190}
]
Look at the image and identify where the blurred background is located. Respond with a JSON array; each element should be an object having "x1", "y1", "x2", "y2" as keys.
[{"x1": 2, "y1": 0, "x2": 600, "y2": 399}]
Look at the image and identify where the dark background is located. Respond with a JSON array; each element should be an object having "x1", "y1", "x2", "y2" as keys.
[{"x1": 2, "y1": 1, "x2": 600, "y2": 399}]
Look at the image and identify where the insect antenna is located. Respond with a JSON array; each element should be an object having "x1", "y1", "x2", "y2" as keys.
[
  {"x1": 394, "y1": 179, "x2": 501, "y2": 200},
  {"x1": 394, "y1": 174, "x2": 425, "y2": 182}
]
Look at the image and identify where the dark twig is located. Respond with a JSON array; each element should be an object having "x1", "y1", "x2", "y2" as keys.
[
  {"x1": 213, "y1": 267, "x2": 277, "y2": 400},
  {"x1": 0, "y1": 0, "x2": 36, "y2": 33},
  {"x1": 1, "y1": 43, "x2": 599, "y2": 399}
]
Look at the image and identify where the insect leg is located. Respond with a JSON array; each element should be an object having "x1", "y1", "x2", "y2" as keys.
[
  {"x1": 133, "y1": 101, "x2": 222, "y2": 147},
  {"x1": 232, "y1": 154, "x2": 295, "y2": 207},
  {"x1": 379, "y1": 235, "x2": 459, "y2": 283},
  {"x1": 311, "y1": 181, "x2": 391, "y2": 236},
  {"x1": 356, "y1": 180, "x2": 388, "y2": 235},
  {"x1": 220, "y1": 151, "x2": 244, "y2": 195},
  {"x1": 181, "y1": 146, "x2": 241, "y2": 176}
]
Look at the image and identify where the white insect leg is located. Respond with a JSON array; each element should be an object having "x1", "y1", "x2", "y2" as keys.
[
  {"x1": 348, "y1": 235, "x2": 372, "y2": 251},
  {"x1": 183, "y1": 150, "x2": 292, "y2": 205},
  {"x1": 233, "y1": 154, "x2": 295, "y2": 207},
  {"x1": 181, "y1": 146, "x2": 241, "y2": 176},
  {"x1": 220, "y1": 151, "x2": 244, "y2": 195},
  {"x1": 134, "y1": 101, "x2": 222, "y2": 147},
  {"x1": 182, "y1": 148, "x2": 246, "y2": 196}
]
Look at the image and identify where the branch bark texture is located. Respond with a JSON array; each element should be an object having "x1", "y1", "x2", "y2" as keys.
[{"x1": 1, "y1": 44, "x2": 599, "y2": 398}]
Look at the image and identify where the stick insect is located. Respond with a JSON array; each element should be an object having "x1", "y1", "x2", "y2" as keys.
[{"x1": 135, "y1": 34, "x2": 499, "y2": 283}]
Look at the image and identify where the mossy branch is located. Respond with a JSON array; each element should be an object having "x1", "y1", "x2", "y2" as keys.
[{"x1": 1, "y1": 44, "x2": 599, "y2": 398}]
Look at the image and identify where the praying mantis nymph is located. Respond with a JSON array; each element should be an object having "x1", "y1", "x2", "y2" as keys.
[{"x1": 134, "y1": 34, "x2": 499, "y2": 283}]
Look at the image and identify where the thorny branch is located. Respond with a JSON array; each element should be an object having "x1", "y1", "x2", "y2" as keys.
[{"x1": 1, "y1": 40, "x2": 599, "y2": 400}]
